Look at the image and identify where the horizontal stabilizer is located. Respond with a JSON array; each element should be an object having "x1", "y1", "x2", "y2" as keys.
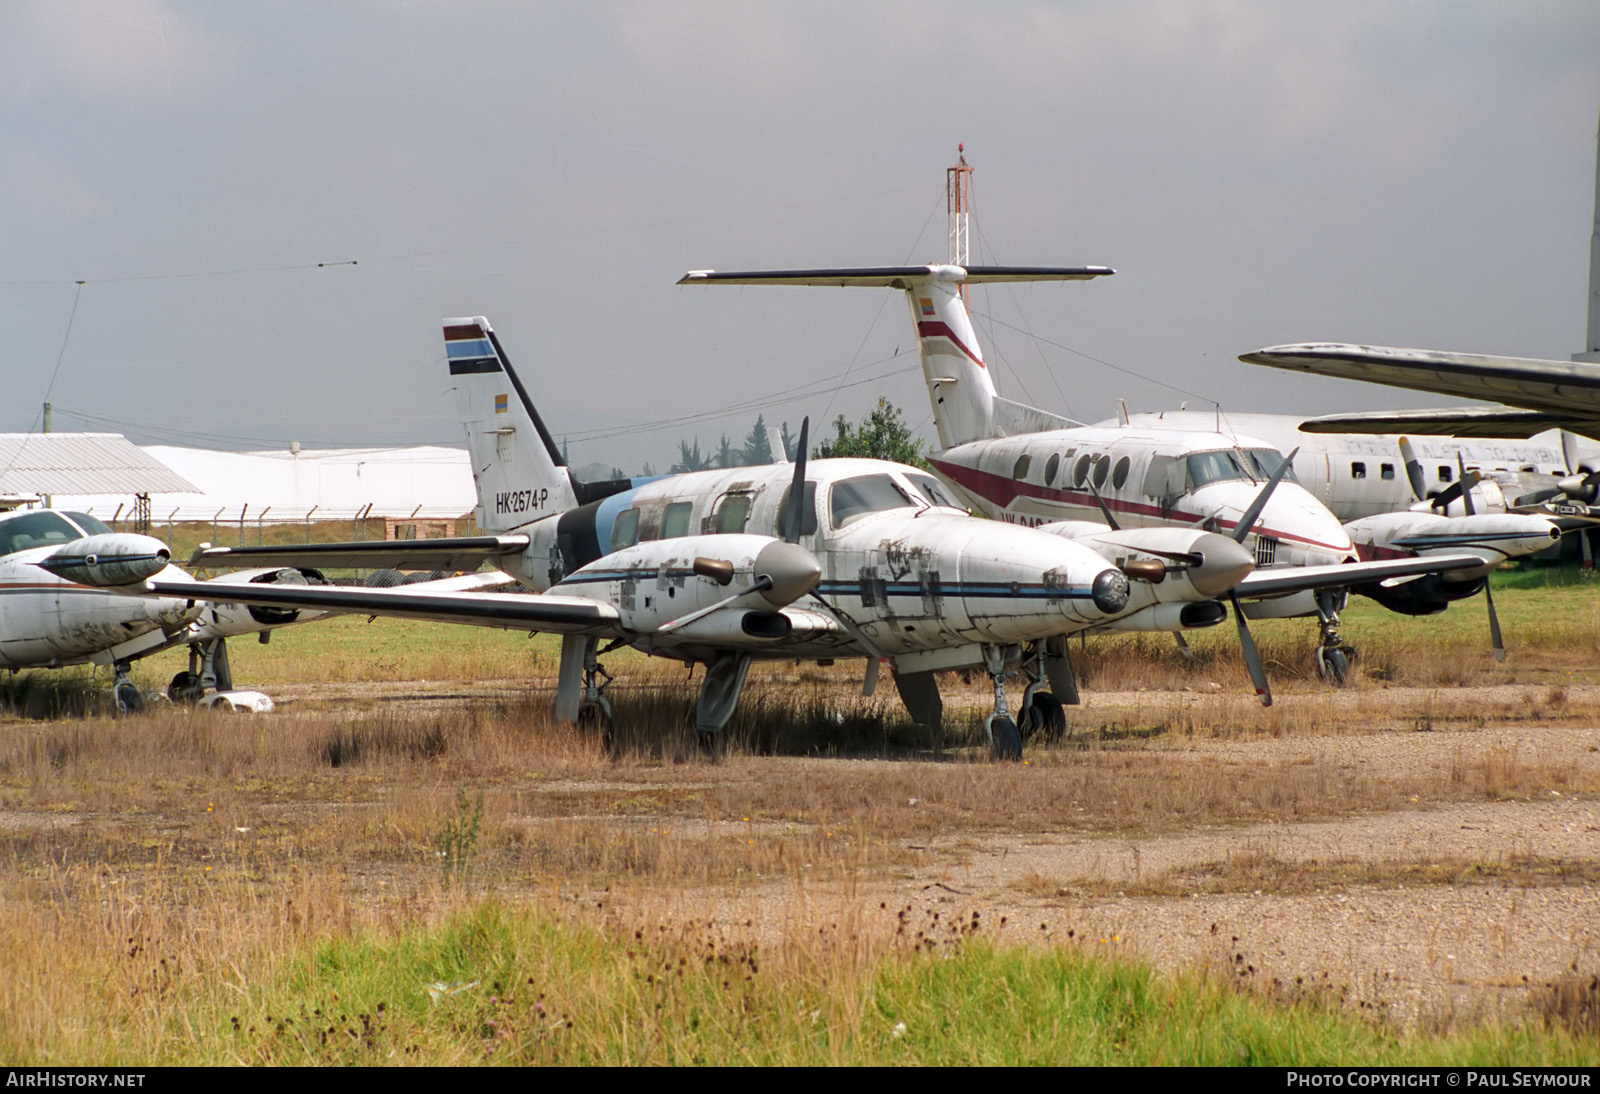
[
  {"x1": 679, "y1": 265, "x2": 1113, "y2": 288},
  {"x1": 190, "y1": 535, "x2": 531, "y2": 572}
]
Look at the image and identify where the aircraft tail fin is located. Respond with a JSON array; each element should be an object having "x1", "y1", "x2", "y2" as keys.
[
  {"x1": 679, "y1": 265, "x2": 1109, "y2": 449},
  {"x1": 443, "y1": 317, "x2": 580, "y2": 532}
]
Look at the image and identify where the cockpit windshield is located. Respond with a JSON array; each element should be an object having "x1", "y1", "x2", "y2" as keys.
[
  {"x1": 1186, "y1": 449, "x2": 1300, "y2": 489},
  {"x1": 1241, "y1": 449, "x2": 1300, "y2": 484},
  {"x1": 828, "y1": 474, "x2": 921, "y2": 529},
  {"x1": 0, "y1": 511, "x2": 92, "y2": 558},
  {"x1": 905, "y1": 473, "x2": 963, "y2": 511}
]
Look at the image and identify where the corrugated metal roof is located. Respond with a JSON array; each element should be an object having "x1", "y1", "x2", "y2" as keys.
[{"x1": 0, "y1": 433, "x2": 200, "y2": 496}]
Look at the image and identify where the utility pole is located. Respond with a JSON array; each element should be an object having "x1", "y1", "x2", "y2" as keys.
[{"x1": 947, "y1": 144, "x2": 974, "y2": 300}]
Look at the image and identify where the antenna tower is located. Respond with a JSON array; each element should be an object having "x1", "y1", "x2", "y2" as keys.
[{"x1": 947, "y1": 144, "x2": 973, "y2": 299}]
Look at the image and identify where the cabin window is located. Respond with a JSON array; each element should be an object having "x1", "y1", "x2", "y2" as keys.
[
  {"x1": 712, "y1": 493, "x2": 752, "y2": 534},
  {"x1": 1092, "y1": 455, "x2": 1111, "y2": 489},
  {"x1": 1012, "y1": 454, "x2": 1031, "y2": 481},
  {"x1": 660, "y1": 502, "x2": 693, "y2": 540},
  {"x1": 1350, "y1": 462, "x2": 1367, "y2": 480},
  {"x1": 1043, "y1": 453, "x2": 1060, "y2": 485},
  {"x1": 775, "y1": 482, "x2": 819, "y2": 539},
  {"x1": 1111, "y1": 456, "x2": 1131, "y2": 490},
  {"x1": 1380, "y1": 463, "x2": 1395, "y2": 480},
  {"x1": 1439, "y1": 465, "x2": 1453, "y2": 483},
  {"x1": 1073, "y1": 454, "x2": 1093, "y2": 487},
  {"x1": 829, "y1": 474, "x2": 918, "y2": 529},
  {"x1": 610, "y1": 508, "x2": 640, "y2": 551}
]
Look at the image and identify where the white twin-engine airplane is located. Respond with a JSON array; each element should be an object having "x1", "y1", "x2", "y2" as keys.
[
  {"x1": 679, "y1": 264, "x2": 1558, "y2": 679},
  {"x1": 0, "y1": 505, "x2": 347, "y2": 711},
  {"x1": 162, "y1": 317, "x2": 1478, "y2": 748}
]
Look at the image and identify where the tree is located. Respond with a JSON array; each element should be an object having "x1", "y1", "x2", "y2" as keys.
[
  {"x1": 780, "y1": 420, "x2": 798, "y2": 462},
  {"x1": 813, "y1": 398, "x2": 928, "y2": 469},
  {"x1": 714, "y1": 433, "x2": 740, "y2": 469},
  {"x1": 671, "y1": 438, "x2": 713, "y2": 473},
  {"x1": 742, "y1": 414, "x2": 774, "y2": 465}
]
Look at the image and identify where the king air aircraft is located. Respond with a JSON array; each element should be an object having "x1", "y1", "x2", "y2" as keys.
[
  {"x1": 164, "y1": 316, "x2": 1477, "y2": 741},
  {"x1": 677, "y1": 264, "x2": 1526, "y2": 685}
]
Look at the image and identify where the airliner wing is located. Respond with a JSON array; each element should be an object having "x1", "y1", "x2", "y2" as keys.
[
  {"x1": 1242, "y1": 344, "x2": 1600, "y2": 438},
  {"x1": 1234, "y1": 552, "x2": 1485, "y2": 599},
  {"x1": 1295, "y1": 407, "x2": 1583, "y2": 439},
  {"x1": 190, "y1": 535, "x2": 531, "y2": 573}
]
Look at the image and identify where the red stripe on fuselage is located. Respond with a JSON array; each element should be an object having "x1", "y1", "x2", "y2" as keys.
[
  {"x1": 918, "y1": 321, "x2": 985, "y2": 369},
  {"x1": 930, "y1": 457, "x2": 1350, "y2": 554}
]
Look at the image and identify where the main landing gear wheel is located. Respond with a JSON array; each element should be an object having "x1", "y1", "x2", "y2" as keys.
[
  {"x1": 1017, "y1": 691, "x2": 1066, "y2": 742},
  {"x1": 576, "y1": 699, "x2": 614, "y2": 748},
  {"x1": 1315, "y1": 646, "x2": 1350, "y2": 686},
  {"x1": 988, "y1": 715, "x2": 1023, "y2": 762},
  {"x1": 168, "y1": 671, "x2": 203, "y2": 703},
  {"x1": 113, "y1": 680, "x2": 144, "y2": 715}
]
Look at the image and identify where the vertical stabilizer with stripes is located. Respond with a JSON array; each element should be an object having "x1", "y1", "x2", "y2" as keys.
[{"x1": 443, "y1": 317, "x2": 579, "y2": 532}]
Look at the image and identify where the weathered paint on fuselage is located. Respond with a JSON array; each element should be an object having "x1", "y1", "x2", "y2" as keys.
[
  {"x1": 489, "y1": 458, "x2": 1154, "y2": 664},
  {"x1": 929, "y1": 425, "x2": 1356, "y2": 568}
]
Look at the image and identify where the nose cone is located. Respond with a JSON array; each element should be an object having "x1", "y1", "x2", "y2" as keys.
[
  {"x1": 754, "y1": 540, "x2": 822, "y2": 606},
  {"x1": 1184, "y1": 533, "x2": 1256, "y2": 597}
]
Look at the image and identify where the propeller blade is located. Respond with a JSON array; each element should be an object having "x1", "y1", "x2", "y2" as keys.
[
  {"x1": 1229, "y1": 446, "x2": 1299, "y2": 546},
  {"x1": 1484, "y1": 580, "x2": 1505, "y2": 662},
  {"x1": 807, "y1": 591, "x2": 891, "y2": 661},
  {"x1": 784, "y1": 417, "x2": 810, "y2": 544},
  {"x1": 862, "y1": 656, "x2": 880, "y2": 697},
  {"x1": 1086, "y1": 479, "x2": 1122, "y2": 531},
  {"x1": 1229, "y1": 592, "x2": 1272, "y2": 707},
  {"x1": 657, "y1": 575, "x2": 774, "y2": 633},
  {"x1": 1583, "y1": 529, "x2": 1595, "y2": 571},
  {"x1": 1561, "y1": 429, "x2": 1586, "y2": 477},
  {"x1": 1457, "y1": 453, "x2": 1477, "y2": 517},
  {"x1": 1398, "y1": 436, "x2": 1427, "y2": 502}
]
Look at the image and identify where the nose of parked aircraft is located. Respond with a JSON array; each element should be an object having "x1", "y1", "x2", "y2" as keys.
[
  {"x1": 753, "y1": 540, "x2": 823, "y2": 607},
  {"x1": 1184, "y1": 533, "x2": 1256, "y2": 597}
]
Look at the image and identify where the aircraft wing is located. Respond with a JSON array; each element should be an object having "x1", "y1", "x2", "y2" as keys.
[
  {"x1": 1241, "y1": 343, "x2": 1600, "y2": 438},
  {"x1": 142, "y1": 576, "x2": 621, "y2": 635},
  {"x1": 1294, "y1": 407, "x2": 1584, "y2": 439},
  {"x1": 1234, "y1": 552, "x2": 1485, "y2": 599},
  {"x1": 190, "y1": 535, "x2": 531, "y2": 572},
  {"x1": 678, "y1": 265, "x2": 1113, "y2": 287}
]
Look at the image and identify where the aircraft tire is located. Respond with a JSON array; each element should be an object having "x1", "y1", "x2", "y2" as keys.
[
  {"x1": 1018, "y1": 692, "x2": 1067, "y2": 742},
  {"x1": 1316, "y1": 647, "x2": 1350, "y2": 686},
  {"x1": 168, "y1": 671, "x2": 203, "y2": 703},
  {"x1": 577, "y1": 701, "x2": 614, "y2": 750},
  {"x1": 114, "y1": 680, "x2": 144, "y2": 715},
  {"x1": 989, "y1": 716, "x2": 1023, "y2": 762}
]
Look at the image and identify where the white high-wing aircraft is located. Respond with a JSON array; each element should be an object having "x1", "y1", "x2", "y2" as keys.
[
  {"x1": 676, "y1": 264, "x2": 1507, "y2": 682},
  {"x1": 0, "y1": 506, "x2": 342, "y2": 711}
]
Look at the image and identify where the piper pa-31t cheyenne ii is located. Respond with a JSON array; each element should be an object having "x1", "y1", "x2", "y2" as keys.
[
  {"x1": 679, "y1": 264, "x2": 1551, "y2": 681},
  {"x1": 158, "y1": 317, "x2": 1481, "y2": 753}
]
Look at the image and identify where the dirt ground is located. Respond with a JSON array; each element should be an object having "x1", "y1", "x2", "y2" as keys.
[{"x1": 250, "y1": 677, "x2": 1600, "y2": 1032}]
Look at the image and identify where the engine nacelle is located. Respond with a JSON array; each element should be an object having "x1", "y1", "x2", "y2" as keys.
[
  {"x1": 34, "y1": 534, "x2": 171, "y2": 587},
  {"x1": 189, "y1": 568, "x2": 330, "y2": 635},
  {"x1": 1352, "y1": 572, "x2": 1487, "y2": 617}
]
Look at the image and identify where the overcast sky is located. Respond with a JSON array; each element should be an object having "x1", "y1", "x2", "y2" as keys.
[{"x1": 4, "y1": 1, "x2": 1598, "y2": 473}]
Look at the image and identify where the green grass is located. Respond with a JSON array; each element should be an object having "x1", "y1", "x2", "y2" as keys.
[{"x1": 73, "y1": 901, "x2": 1595, "y2": 1066}]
